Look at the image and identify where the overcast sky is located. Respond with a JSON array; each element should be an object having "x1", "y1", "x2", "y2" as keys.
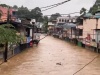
[{"x1": 0, "y1": 0, "x2": 96, "y2": 16}]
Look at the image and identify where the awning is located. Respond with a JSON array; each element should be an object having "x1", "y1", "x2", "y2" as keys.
[{"x1": 63, "y1": 23, "x2": 76, "y2": 29}]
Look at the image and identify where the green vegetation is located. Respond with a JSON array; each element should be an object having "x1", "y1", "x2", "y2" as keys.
[
  {"x1": 0, "y1": 24, "x2": 21, "y2": 43},
  {"x1": 0, "y1": 4, "x2": 62, "y2": 33},
  {"x1": 80, "y1": 7, "x2": 86, "y2": 16},
  {"x1": 0, "y1": 24, "x2": 22, "y2": 62},
  {"x1": 89, "y1": 0, "x2": 100, "y2": 14},
  {"x1": 0, "y1": 4, "x2": 11, "y2": 8},
  {"x1": 15, "y1": 6, "x2": 43, "y2": 22},
  {"x1": 49, "y1": 13, "x2": 61, "y2": 21},
  {"x1": 42, "y1": 16, "x2": 49, "y2": 33}
]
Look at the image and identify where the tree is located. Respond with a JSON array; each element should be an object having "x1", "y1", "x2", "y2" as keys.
[
  {"x1": 31, "y1": 7, "x2": 43, "y2": 22},
  {"x1": 0, "y1": 24, "x2": 21, "y2": 62},
  {"x1": 0, "y1": 4, "x2": 8, "y2": 7},
  {"x1": 80, "y1": 7, "x2": 86, "y2": 16},
  {"x1": 49, "y1": 13, "x2": 61, "y2": 21},
  {"x1": 38, "y1": 17, "x2": 44, "y2": 22},
  {"x1": 42, "y1": 16, "x2": 49, "y2": 33},
  {"x1": 13, "y1": 5, "x2": 18, "y2": 9},
  {"x1": 17, "y1": 6, "x2": 30, "y2": 18},
  {"x1": 0, "y1": 4, "x2": 11, "y2": 8},
  {"x1": 89, "y1": 0, "x2": 100, "y2": 14}
]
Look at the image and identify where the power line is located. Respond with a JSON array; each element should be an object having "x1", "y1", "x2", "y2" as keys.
[
  {"x1": 73, "y1": 55, "x2": 99, "y2": 75},
  {"x1": 44, "y1": 9, "x2": 89, "y2": 16},
  {"x1": 15, "y1": 0, "x2": 69, "y2": 12},
  {"x1": 41, "y1": 0, "x2": 70, "y2": 12},
  {"x1": 13, "y1": 0, "x2": 70, "y2": 12},
  {"x1": 44, "y1": 12, "x2": 80, "y2": 16},
  {"x1": 40, "y1": 0, "x2": 70, "y2": 9},
  {"x1": 41, "y1": 4, "x2": 61, "y2": 12}
]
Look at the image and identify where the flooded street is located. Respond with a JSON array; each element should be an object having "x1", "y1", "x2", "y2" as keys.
[{"x1": 0, "y1": 35, "x2": 100, "y2": 75}]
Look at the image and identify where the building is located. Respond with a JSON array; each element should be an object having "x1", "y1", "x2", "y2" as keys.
[
  {"x1": 48, "y1": 22, "x2": 56, "y2": 35},
  {"x1": 52, "y1": 16, "x2": 77, "y2": 39},
  {"x1": 76, "y1": 11, "x2": 100, "y2": 47},
  {"x1": 0, "y1": 6, "x2": 16, "y2": 22},
  {"x1": 57, "y1": 16, "x2": 78, "y2": 24}
]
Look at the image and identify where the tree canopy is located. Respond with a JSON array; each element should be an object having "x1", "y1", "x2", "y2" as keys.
[
  {"x1": 42, "y1": 16, "x2": 49, "y2": 33},
  {"x1": 16, "y1": 6, "x2": 30, "y2": 18},
  {"x1": 80, "y1": 7, "x2": 86, "y2": 16},
  {"x1": 89, "y1": 0, "x2": 100, "y2": 14},
  {"x1": 15, "y1": 6, "x2": 43, "y2": 22},
  {"x1": 0, "y1": 24, "x2": 21, "y2": 44},
  {"x1": 49, "y1": 13, "x2": 61, "y2": 21},
  {"x1": 13, "y1": 5, "x2": 18, "y2": 9},
  {"x1": 31, "y1": 7, "x2": 43, "y2": 22}
]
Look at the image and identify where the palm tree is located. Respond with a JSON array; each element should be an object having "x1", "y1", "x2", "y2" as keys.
[{"x1": 0, "y1": 24, "x2": 22, "y2": 62}]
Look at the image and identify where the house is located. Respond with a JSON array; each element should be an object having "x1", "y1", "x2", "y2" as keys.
[
  {"x1": 76, "y1": 16, "x2": 83, "y2": 38},
  {"x1": 48, "y1": 22, "x2": 55, "y2": 35},
  {"x1": 63, "y1": 23, "x2": 76, "y2": 39},
  {"x1": 76, "y1": 11, "x2": 100, "y2": 47},
  {"x1": 11, "y1": 18, "x2": 36, "y2": 53},
  {"x1": 57, "y1": 16, "x2": 69, "y2": 23},
  {"x1": 0, "y1": 6, "x2": 16, "y2": 22}
]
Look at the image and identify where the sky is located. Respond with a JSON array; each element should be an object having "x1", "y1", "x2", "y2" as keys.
[{"x1": 0, "y1": 0, "x2": 96, "y2": 16}]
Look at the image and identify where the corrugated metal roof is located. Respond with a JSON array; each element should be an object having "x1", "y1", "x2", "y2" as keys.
[
  {"x1": 84, "y1": 13, "x2": 93, "y2": 18},
  {"x1": 63, "y1": 23, "x2": 76, "y2": 29}
]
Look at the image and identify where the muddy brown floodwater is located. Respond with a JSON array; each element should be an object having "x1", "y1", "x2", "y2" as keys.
[{"x1": 0, "y1": 35, "x2": 100, "y2": 75}]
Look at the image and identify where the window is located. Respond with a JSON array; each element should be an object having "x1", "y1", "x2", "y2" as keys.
[
  {"x1": 62, "y1": 19, "x2": 64, "y2": 22},
  {"x1": 12, "y1": 11, "x2": 16, "y2": 15},
  {"x1": 79, "y1": 29, "x2": 83, "y2": 36},
  {"x1": 76, "y1": 29, "x2": 83, "y2": 36},
  {"x1": 59, "y1": 19, "x2": 61, "y2": 22}
]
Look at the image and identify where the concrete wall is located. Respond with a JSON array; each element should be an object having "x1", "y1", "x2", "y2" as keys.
[{"x1": 83, "y1": 19, "x2": 99, "y2": 39}]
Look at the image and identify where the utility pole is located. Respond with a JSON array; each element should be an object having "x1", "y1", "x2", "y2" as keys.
[
  {"x1": 32, "y1": 22, "x2": 35, "y2": 41},
  {"x1": 4, "y1": 7, "x2": 10, "y2": 62},
  {"x1": 7, "y1": 7, "x2": 10, "y2": 24},
  {"x1": 96, "y1": 18, "x2": 99, "y2": 43}
]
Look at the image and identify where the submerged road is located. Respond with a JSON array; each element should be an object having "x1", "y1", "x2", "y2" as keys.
[{"x1": 0, "y1": 35, "x2": 100, "y2": 75}]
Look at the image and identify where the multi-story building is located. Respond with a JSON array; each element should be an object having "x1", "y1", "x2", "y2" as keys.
[
  {"x1": 54, "y1": 16, "x2": 77, "y2": 39},
  {"x1": 76, "y1": 11, "x2": 100, "y2": 47},
  {"x1": 57, "y1": 16, "x2": 78, "y2": 24}
]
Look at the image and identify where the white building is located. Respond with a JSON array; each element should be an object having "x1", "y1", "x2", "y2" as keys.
[{"x1": 57, "y1": 16, "x2": 78, "y2": 24}]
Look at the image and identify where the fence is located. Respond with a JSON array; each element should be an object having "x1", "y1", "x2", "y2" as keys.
[{"x1": 0, "y1": 43, "x2": 30, "y2": 64}]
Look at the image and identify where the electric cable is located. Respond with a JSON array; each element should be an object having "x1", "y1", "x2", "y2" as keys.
[
  {"x1": 39, "y1": 34, "x2": 48, "y2": 41},
  {"x1": 73, "y1": 54, "x2": 99, "y2": 75},
  {"x1": 40, "y1": 0, "x2": 70, "y2": 9},
  {"x1": 41, "y1": 0, "x2": 70, "y2": 12}
]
